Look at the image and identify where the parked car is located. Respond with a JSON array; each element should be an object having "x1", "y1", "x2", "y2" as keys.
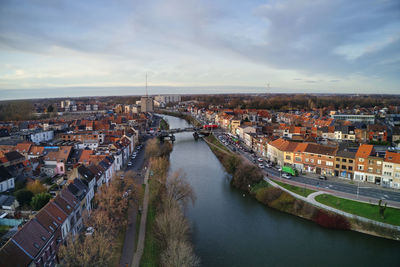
[
  {"x1": 258, "y1": 163, "x2": 264, "y2": 168},
  {"x1": 257, "y1": 158, "x2": 263, "y2": 162},
  {"x1": 85, "y1": 227, "x2": 94, "y2": 236},
  {"x1": 128, "y1": 162, "x2": 132, "y2": 166},
  {"x1": 318, "y1": 175, "x2": 327, "y2": 180},
  {"x1": 282, "y1": 173, "x2": 291, "y2": 179}
]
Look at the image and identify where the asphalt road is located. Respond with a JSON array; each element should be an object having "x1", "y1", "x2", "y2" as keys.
[{"x1": 216, "y1": 133, "x2": 400, "y2": 204}]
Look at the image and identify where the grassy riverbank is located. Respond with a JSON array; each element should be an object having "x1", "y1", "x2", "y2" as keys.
[
  {"x1": 316, "y1": 194, "x2": 400, "y2": 226},
  {"x1": 274, "y1": 180, "x2": 316, "y2": 197},
  {"x1": 158, "y1": 110, "x2": 202, "y2": 127}
]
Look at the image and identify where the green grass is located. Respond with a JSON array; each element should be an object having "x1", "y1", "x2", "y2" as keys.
[
  {"x1": 139, "y1": 201, "x2": 159, "y2": 267},
  {"x1": 159, "y1": 119, "x2": 169, "y2": 130},
  {"x1": 315, "y1": 194, "x2": 400, "y2": 226},
  {"x1": 205, "y1": 134, "x2": 230, "y2": 153},
  {"x1": 251, "y1": 180, "x2": 270, "y2": 194},
  {"x1": 112, "y1": 228, "x2": 126, "y2": 266},
  {"x1": 274, "y1": 180, "x2": 316, "y2": 197},
  {"x1": 0, "y1": 225, "x2": 11, "y2": 235}
]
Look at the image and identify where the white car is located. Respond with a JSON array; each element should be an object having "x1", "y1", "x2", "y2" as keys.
[
  {"x1": 282, "y1": 173, "x2": 291, "y2": 179},
  {"x1": 257, "y1": 158, "x2": 264, "y2": 162},
  {"x1": 85, "y1": 227, "x2": 94, "y2": 236},
  {"x1": 258, "y1": 163, "x2": 264, "y2": 168}
]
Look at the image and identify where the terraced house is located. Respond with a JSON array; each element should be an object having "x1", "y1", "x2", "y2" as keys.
[
  {"x1": 354, "y1": 144, "x2": 384, "y2": 184},
  {"x1": 383, "y1": 152, "x2": 400, "y2": 189}
]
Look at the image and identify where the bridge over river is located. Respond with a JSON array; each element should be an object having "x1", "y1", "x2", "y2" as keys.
[{"x1": 156, "y1": 127, "x2": 215, "y2": 141}]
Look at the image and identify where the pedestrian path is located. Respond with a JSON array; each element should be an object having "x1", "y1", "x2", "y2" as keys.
[
  {"x1": 266, "y1": 177, "x2": 400, "y2": 232},
  {"x1": 131, "y1": 168, "x2": 150, "y2": 267}
]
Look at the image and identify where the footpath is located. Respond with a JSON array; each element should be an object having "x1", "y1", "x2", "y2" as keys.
[
  {"x1": 266, "y1": 177, "x2": 400, "y2": 232},
  {"x1": 131, "y1": 167, "x2": 151, "y2": 267}
]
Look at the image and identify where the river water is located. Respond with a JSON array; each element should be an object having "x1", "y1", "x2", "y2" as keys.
[{"x1": 163, "y1": 115, "x2": 400, "y2": 267}]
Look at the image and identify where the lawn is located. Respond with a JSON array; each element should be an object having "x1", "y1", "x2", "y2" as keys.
[
  {"x1": 315, "y1": 194, "x2": 400, "y2": 226},
  {"x1": 251, "y1": 180, "x2": 270, "y2": 194},
  {"x1": 274, "y1": 180, "x2": 316, "y2": 197},
  {"x1": 139, "y1": 202, "x2": 159, "y2": 267},
  {"x1": 205, "y1": 134, "x2": 230, "y2": 153}
]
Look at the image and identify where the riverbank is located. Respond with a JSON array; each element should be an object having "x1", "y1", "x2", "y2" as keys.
[
  {"x1": 202, "y1": 133, "x2": 400, "y2": 240},
  {"x1": 157, "y1": 109, "x2": 202, "y2": 127},
  {"x1": 139, "y1": 126, "x2": 199, "y2": 266}
]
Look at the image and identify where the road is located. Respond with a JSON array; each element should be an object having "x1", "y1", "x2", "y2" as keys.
[
  {"x1": 215, "y1": 132, "x2": 400, "y2": 205},
  {"x1": 119, "y1": 115, "x2": 160, "y2": 267}
]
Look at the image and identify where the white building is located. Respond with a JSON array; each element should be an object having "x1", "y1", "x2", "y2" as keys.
[{"x1": 30, "y1": 130, "x2": 54, "y2": 144}]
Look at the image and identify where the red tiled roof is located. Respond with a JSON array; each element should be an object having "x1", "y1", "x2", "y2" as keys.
[
  {"x1": 385, "y1": 151, "x2": 400, "y2": 164},
  {"x1": 355, "y1": 144, "x2": 374, "y2": 158}
]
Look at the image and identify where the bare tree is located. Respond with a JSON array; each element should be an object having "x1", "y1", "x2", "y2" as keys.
[
  {"x1": 166, "y1": 169, "x2": 196, "y2": 207},
  {"x1": 160, "y1": 239, "x2": 200, "y2": 267},
  {"x1": 59, "y1": 231, "x2": 114, "y2": 267}
]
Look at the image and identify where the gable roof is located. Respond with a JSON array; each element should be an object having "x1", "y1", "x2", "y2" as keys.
[
  {"x1": 11, "y1": 219, "x2": 51, "y2": 259},
  {"x1": 385, "y1": 151, "x2": 400, "y2": 164},
  {"x1": 5, "y1": 151, "x2": 25, "y2": 162},
  {"x1": 15, "y1": 143, "x2": 32, "y2": 154},
  {"x1": 0, "y1": 238, "x2": 33, "y2": 266},
  {"x1": 355, "y1": 144, "x2": 374, "y2": 158}
]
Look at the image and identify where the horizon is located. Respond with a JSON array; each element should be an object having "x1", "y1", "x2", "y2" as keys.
[{"x1": 2, "y1": 86, "x2": 400, "y2": 101}]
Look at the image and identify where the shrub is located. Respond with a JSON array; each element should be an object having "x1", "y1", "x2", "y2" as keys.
[
  {"x1": 26, "y1": 180, "x2": 47, "y2": 194},
  {"x1": 231, "y1": 163, "x2": 263, "y2": 191},
  {"x1": 15, "y1": 189, "x2": 34, "y2": 207},
  {"x1": 30, "y1": 192, "x2": 51, "y2": 210},
  {"x1": 312, "y1": 210, "x2": 350, "y2": 230}
]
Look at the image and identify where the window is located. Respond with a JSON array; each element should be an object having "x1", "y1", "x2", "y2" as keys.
[
  {"x1": 310, "y1": 159, "x2": 314, "y2": 163},
  {"x1": 377, "y1": 161, "x2": 382, "y2": 165},
  {"x1": 295, "y1": 157, "x2": 301, "y2": 162},
  {"x1": 317, "y1": 160, "x2": 321, "y2": 164},
  {"x1": 368, "y1": 167, "x2": 373, "y2": 173},
  {"x1": 342, "y1": 159, "x2": 347, "y2": 163},
  {"x1": 358, "y1": 165, "x2": 364, "y2": 171},
  {"x1": 326, "y1": 161, "x2": 333, "y2": 166},
  {"x1": 349, "y1": 166, "x2": 353, "y2": 171},
  {"x1": 342, "y1": 165, "x2": 346, "y2": 169},
  {"x1": 349, "y1": 160, "x2": 353, "y2": 163},
  {"x1": 336, "y1": 164, "x2": 340, "y2": 168},
  {"x1": 336, "y1": 158, "x2": 340, "y2": 162},
  {"x1": 305, "y1": 158, "x2": 309, "y2": 162},
  {"x1": 359, "y1": 158, "x2": 364, "y2": 162}
]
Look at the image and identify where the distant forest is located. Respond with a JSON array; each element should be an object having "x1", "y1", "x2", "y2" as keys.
[
  {"x1": 0, "y1": 100, "x2": 35, "y2": 121},
  {"x1": 183, "y1": 94, "x2": 400, "y2": 111}
]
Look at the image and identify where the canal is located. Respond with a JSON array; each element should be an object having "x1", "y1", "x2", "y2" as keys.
[{"x1": 162, "y1": 115, "x2": 400, "y2": 267}]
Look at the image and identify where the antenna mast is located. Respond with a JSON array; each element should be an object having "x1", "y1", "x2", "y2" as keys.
[{"x1": 146, "y1": 73, "x2": 148, "y2": 96}]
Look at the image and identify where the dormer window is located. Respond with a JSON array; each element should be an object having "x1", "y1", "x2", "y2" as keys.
[
  {"x1": 41, "y1": 236, "x2": 46, "y2": 241},
  {"x1": 57, "y1": 216, "x2": 61, "y2": 221},
  {"x1": 34, "y1": 243, "x2": 40, "y2": 249}
]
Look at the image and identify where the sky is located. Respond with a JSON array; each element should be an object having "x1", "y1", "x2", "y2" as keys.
[{"x1": 0, "y1": 0, "x2": 399, "y2": 100}]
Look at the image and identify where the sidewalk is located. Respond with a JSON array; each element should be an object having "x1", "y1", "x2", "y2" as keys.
[
  {"x1": 131, "y1": 167, "x2": 151, "y2": 267},
  {"x1": 266, "y1": 177, "x2": 400, "y2": 232}
]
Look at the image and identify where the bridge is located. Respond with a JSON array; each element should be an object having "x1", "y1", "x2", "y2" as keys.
[{"x1": 156, "y1": 127, "x2": 215, "y2": 141}]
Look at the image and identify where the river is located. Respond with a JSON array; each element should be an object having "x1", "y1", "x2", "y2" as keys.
[{"x1": 162, "y1": 114, "x2": 400, "y2": 267}]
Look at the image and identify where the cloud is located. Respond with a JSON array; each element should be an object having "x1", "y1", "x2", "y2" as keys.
[{"x1": 0, "y1": 0, "x2": 399, "y2": 95}]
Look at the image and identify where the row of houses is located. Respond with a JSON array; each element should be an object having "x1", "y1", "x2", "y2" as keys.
[
  {"x1": 0, "y1": 140, "x2": 131, "y2": 266},
  {"x1": 266, "y1": 139, "x2": 400, "y2": 189},
  {"x1": 186, "y1": 106, "x2": 400, "y2": 189}
]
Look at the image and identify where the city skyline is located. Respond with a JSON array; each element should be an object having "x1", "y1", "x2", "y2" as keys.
[{"x1": 1, "y1": 0, "x2": 399, "y2": 99}]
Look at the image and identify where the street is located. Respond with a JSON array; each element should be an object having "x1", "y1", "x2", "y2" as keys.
[{"x1": 215, "y1": 132, "x2": 400, "y2": 205}]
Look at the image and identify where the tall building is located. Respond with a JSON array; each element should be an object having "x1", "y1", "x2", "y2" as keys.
[{"x1": 141, "y1": 96, "x2": 154, "y2": 112}]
